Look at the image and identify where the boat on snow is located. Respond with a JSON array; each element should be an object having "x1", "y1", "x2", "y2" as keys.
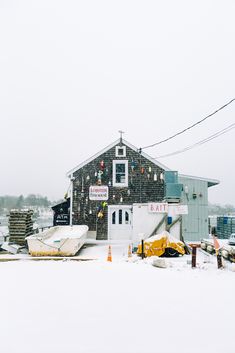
[{"x1": 27, "y1": 225, "x2": 88, "y2": 256}]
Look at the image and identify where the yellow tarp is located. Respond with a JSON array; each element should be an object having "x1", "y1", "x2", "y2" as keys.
[{"x1": 137, "y1": 231, "x2": 185, "y2": 257}]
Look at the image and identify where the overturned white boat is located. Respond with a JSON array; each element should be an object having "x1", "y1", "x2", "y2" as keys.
[{"x1": 27, "y1": 225, "x2": 88, "y2": 256}]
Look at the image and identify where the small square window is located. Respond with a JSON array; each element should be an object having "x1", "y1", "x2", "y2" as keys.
[
  {"x1": 118, "y1": 148, "x2": 124, "y2": 156},
  {"x1": 115, "y1": 146, "x2": 126, "y2": 157}
]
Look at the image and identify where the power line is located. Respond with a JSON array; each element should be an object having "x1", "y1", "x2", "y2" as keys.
[
  {"x1": 156, "y1": 123, "x2": 235, "y2": 158},
  {"x1": 141, "y1": 98, "x2": 235, "y2": 150},
  {"x1": 155, "y1": 123, "x2": 235, "y2": 158}
]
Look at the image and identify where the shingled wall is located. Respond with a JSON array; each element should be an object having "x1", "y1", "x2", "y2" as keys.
[{"x1": 72, "y1": 142, "x2": 165, "y2": 239}]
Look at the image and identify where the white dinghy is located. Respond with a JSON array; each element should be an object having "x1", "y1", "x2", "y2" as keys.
[{"x1": 27, "y1": 225, "x2": 88, "y2": 256}]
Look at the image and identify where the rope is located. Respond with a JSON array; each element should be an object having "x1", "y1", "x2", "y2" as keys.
[{"x1": 37, "y1": 238, "x2": 69, "y2": 251}]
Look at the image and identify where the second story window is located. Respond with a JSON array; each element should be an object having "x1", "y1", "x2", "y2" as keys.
[
  {"x1": 115, "y1": 146, "x2": 126, "y2": 157},
  {"x1": 113, "y1": 160, "x2": 128, "y2": 187}
]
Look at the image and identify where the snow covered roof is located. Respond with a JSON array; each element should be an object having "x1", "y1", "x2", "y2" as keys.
[
  {"x1": 51, "y1": 198, "x2": 70, "y2": 210},
  {"x1": 66, "y1": 138, "x2": 171, "y2": 177}
]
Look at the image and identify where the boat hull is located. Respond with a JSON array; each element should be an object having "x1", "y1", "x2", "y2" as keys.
[{"x1": 27, "y1": 225, "x2": 88, "y2": 256}]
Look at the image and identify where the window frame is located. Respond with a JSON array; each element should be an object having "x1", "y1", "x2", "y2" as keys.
[
  {"x1": 115, "y1": 146, "x2": 126, "y2": 157},
  {"x1": 112, "y1": 160, "x2": 128, "y2": 187}
]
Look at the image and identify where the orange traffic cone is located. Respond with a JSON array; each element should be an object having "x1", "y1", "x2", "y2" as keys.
[
  {"x1": 212, "y1": 235, "x2": 220, "y2": 253},
  {"x1": 107, "y1": 245, "x2": 112, "y2": 262},
  {"x1": 128, "y1": 244, "x2": 132, "y2": 258}
]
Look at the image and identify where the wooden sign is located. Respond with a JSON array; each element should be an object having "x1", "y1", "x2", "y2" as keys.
[
  {"x1": 89, "y1": 186, "x2": 109, "y2": 201},
  {"x1": 148, "y1": 203, "x2": 168, "y2": 213},
  {"x1": 174, "y1": 205, "x2": 188, "y2": 215}
]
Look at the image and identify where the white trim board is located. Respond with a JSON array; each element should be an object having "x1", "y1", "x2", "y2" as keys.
[
  {"x1": 66, "y1": 138, "x2": 171, "y2": 177},
  {"x1": 179, "y1": 174, "x2": 219, "y2": 187},
  {"x1": 66, "y1": 138, "x2": 219, "y2": 187},
  {"x1": 112, "y1": 160, "x2": 129, "y2": 187}
]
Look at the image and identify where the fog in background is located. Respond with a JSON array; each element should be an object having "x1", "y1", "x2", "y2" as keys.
[{"x1": 0, "y1": 0, "x2": 235, "y2": 204}]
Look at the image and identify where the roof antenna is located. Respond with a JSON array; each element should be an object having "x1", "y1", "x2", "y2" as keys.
[{"x1": 118, "y1": 130, "x2": 125, "y2": 145}]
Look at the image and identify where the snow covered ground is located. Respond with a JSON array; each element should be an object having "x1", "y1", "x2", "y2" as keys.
[
  {"x1": 0, "y1": 244, "x2": 234, "y2": 353},
  {"x1": 0, "y1": 225, "x2": 7, "y2": 244},
  {"x1": 0, "y1": 225, "x2": 8, "y2": 236}
]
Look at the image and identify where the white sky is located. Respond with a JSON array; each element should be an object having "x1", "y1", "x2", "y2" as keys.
[{"x1": 0, "y1": 0, "x2": 234, "y2": 204}]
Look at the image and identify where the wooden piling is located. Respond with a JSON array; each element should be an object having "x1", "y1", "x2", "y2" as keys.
[
  {"x1": 192, "y1": 246, "x2": 197, "y2": 268},
  {"x1": 141, "y1": 239, "x2": 145, "y2": 259},
  {"x1": 216, "y1": 251, "x2": 223, "y2": 269}
]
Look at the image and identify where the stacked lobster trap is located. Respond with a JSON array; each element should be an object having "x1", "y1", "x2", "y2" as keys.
[{"x1": 8, "y1": 210, "x2": 34, "y2": 245}]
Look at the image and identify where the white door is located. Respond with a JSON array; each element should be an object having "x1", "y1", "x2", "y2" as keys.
[{"x1": 108, "y1": 206, "x2": 132, "y2": 240}]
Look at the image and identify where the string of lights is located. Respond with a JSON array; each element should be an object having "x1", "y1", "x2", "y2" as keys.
[
  {"x1": 141, "y1": 98, "x2": 235, "y2": 150},
  {"x1": 154, "y1": 123, "x2": 235, "y2": 159}
]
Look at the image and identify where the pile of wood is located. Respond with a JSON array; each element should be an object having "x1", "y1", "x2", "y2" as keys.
[{"x1": 8, "y1": 210, "x2": 34, "y2": 245}]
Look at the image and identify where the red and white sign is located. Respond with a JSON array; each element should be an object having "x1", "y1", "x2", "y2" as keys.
[
  {"x1": 148, "y1": 203, "x2": 168, "y2": 213},
  {"x1": 89, "y1": 186, "x2": 109, "y2": 201},
  {"x1": 174, "y1": 205, "x2": 188, "y2": 215}
]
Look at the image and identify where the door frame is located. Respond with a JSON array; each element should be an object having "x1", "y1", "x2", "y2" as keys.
[{"x1": 108, "y1": 205, "x2": 133, "y2": 241}]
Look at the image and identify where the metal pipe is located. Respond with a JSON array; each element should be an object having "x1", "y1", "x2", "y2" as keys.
[
  {"x1": 70, "y1": 175, "x2": 74, "y2": 226},
  {"x1": 141, "y1": 239, "x2": 145, "y2": 259}
]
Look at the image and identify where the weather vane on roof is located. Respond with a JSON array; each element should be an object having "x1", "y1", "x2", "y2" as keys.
[{"x1": 118, "y1": 130, "x2": 125, "y2": 139}]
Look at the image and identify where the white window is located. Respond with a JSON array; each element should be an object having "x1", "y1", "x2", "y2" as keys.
[
  {"x1": 115, "y1": 145, "x2": 126, "y2": 157},
  {"x1": 113, "y1": 160, "x2": 128, "y2": 187}
]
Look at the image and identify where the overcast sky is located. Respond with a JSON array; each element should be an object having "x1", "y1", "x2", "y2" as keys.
[{"x1": 0, "y1": 0, "x2": 235, "y2": 204}]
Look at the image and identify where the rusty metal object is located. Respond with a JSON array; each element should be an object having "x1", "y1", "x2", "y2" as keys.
[{"x1": 191, "y1": 246, "x2": 197, "y2": 268}]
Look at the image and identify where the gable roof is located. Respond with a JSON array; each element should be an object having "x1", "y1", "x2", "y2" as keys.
[
  {"x1": 66, "y1": 138, "x2": 220, "y2": 188},
  {"x1": 66, "y1": 138, "x2": 171, "y2": 177}
]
